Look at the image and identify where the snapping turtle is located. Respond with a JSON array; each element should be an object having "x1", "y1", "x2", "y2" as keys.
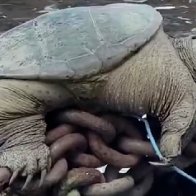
[{"x1": 0, "y1": 3, "x2": 196, "y2": 188}]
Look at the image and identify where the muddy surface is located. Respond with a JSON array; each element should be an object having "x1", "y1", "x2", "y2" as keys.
[{"x1": 0, "y1": 0, "x2": 196, "y2": 37}]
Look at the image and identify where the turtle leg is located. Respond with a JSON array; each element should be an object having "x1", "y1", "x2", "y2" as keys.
[
  {"x1": 0, "y1": 79, "x2": 72, "y2": 189},
  {"x1": 160, "y1": 93, "x2": 196, "y2": 161}
]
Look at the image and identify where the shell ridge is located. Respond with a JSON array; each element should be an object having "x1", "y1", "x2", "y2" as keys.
[
  {"x1": 33, "y1": 20, "x2": 44, "y2": 79},
  {"x1": 88, "y1": 7, "x2": 106, "y2": 45}
]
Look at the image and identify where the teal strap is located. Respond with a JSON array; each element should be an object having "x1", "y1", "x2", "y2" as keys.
[{"x1": 136, "y1": 114, "x2": 196, "y2": 184}]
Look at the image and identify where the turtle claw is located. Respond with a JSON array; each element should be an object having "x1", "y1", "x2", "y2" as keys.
[
  {"x1": 149, "y1": 161, "x2": 172, "y2": 167},
  {"x1": 9, "y1": 170, "x2": 19, "y2": 185},
  {"x1": 22, "y1": 174, "x2": 33, "y2": 190},
  {"x1": 0, "y1": 143, "x2": 50, "y2": 190},
  {"x1": 39, "y1": 169, "x2": 47, "y2": 187},
  {"x1": 149, "y1": 156, "x2": 173, "y2": 167},
  {"x1": 148, "y1": 154, "x2": 173, "y2": 167}
]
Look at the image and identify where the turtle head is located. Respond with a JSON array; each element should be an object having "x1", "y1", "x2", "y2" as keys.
[
  {"x1": 173, "y1": 35, "x2": 196, "y2": 82},
  {"x1": 193, "y1": 36, "x2": 196, "y2": 56},
  {"x1": 188, "y1": 36, "x2": 196, "y2": 81}
]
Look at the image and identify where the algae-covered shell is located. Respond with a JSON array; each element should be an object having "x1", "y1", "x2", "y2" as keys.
[{"x1": 0, "y1": 3, "x2": 162, "y2": 80}]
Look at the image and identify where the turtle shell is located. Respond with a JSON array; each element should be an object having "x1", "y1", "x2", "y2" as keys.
[{"x1": 0, "y1": 3, "x2": 162, "y2": 80}]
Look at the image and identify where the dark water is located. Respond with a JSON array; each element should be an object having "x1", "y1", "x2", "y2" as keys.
[{"x1": 0, "y1": 0, "x2": 196, "y2": 37}]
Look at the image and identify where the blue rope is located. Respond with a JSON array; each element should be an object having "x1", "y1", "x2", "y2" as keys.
[{"x1": 135, "y1": 114, "x2": 196, "y2": 184}]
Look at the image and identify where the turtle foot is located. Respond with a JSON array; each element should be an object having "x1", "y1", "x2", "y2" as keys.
[
  {"x1": 0, "y1": 144, "x2": 51, "y2": 190},
  {"x1": 160, "y1": 133, "x2": 182, "y2": 159}
]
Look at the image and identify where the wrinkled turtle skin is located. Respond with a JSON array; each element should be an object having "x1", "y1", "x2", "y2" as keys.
[{"x1": 0, "y1": 3, "x2": 195, "y2": 187}]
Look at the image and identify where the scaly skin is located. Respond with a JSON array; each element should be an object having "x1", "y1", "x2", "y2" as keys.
[
  {"x1": 0, "y1": 27, "x2": 196, "y2": 184},
  {"x1": 0, "y1": 80, "x2": 73, "y2": 188},
  {"x1": 99, "y1": 28, "x2": 196, "y2": 159},
  {"x1": 70, "y1": 27, "x2": 196, "y2": 158}
]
